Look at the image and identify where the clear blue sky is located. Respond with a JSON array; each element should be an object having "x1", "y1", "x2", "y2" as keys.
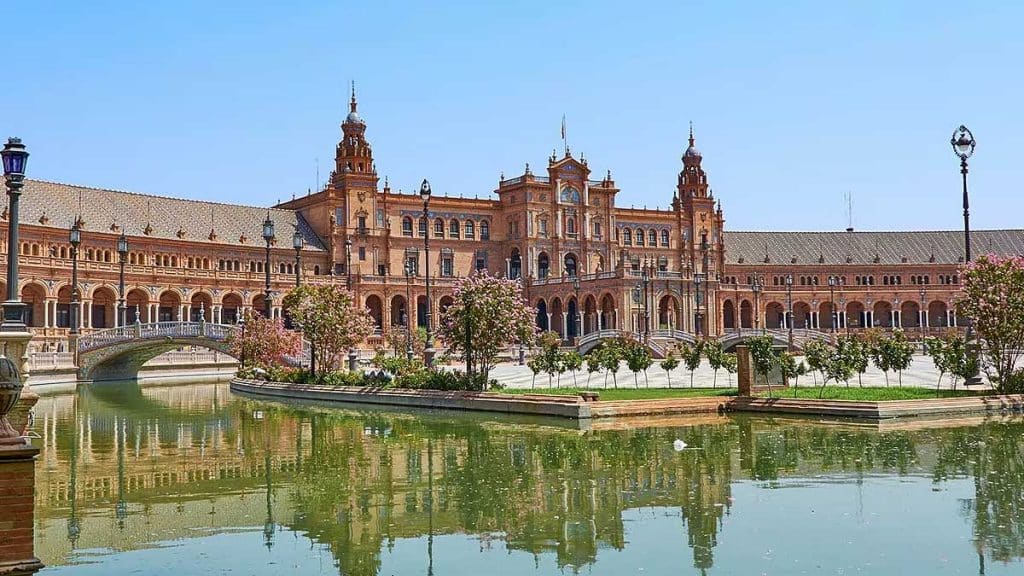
[{"x1": 4, "y1": 1, "x2": 1022, "y2": 231}]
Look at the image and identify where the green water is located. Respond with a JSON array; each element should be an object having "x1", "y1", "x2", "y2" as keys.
[{"x1": 30, "y1": 381, "x2": 1024, "y2": 575}]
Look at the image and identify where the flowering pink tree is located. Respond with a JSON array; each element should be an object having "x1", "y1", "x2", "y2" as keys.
[
  {"x1": 283, "y1": 285, "x2": 374, "y2": 375},
  {"x1": 439, "y1": 272, "x2": 536, "y2": 378},
  {"x1": 227, "y1": 314, "x2": 302, "y2": 370},
  {"x1": 957, "y1": 254, "x2": 1024, "y2": 393}
]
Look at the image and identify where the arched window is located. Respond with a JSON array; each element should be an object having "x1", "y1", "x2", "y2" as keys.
[
  {"x1": 564, "y1": 253, "x2": 578, "y2": 277},
  {"x1": 465, "y1": 220, "x2": 475, "y2": 239},
  {"x1": 449, "y1": 219, "x2": 460, "y2": 238},
  {"x1": 480, "y1": 220, "x2": 490, "y2": 240},
  {"x1": 401, "y1": 216, "x2": 413, "y2": 236},
  {"x1": 593, "y1": 220, "x2": 602, "y2": 238},
  {"x1": 623, "y1": 229, "x2": 632, "y2": 245},
  {"x1": 636, "y1": 229, "x2": 645, "y2": 246},
  {"x1": 434, "y1": 218, "x2": 444, "y2": 237},
  {"x1": 660, "y1": 229, "x2": 669, "y2": 246},
  {"x1": 648, "y1": 229, "x2": 657, "y2": 246},
  {"x1": 418, "y1": 217, "x2": 427, "y2": 237},
  {"x1": 566, "y1": 217, "x2": 576, "y2": 235},
  {"x1": 538, "y1": 252, "x2": 550, "y2": 279}
]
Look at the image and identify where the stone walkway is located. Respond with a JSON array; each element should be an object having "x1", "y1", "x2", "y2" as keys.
[{"x1": 483, "y1": 354, "x2": 992, "y2": 390}]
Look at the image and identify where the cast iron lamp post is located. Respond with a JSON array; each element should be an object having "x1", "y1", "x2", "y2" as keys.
[
  {"x1": 752, "y1": 275, "x2": 763, "y2": 334},
  {"x1": 827, "y1": 275, "x2": 837, "y2": 333},
  {"x1": 117, "y1": 232, "x2": 128, "y2": 327},
  {"x1": 292, "y1": 228, "x2": 303, "y2": 287},
  {"x1": 404, "y1": 258, "x2": 415, "y2": 362},
  {"x1": 640, "y1": 263, "x2": 651, "y2": 342},
  {"x1": 262, "y1": 213, "x2": 274, "y2": 319},
  {"x1": 920, "y1": 287, "x2": 927, "y2": 335},
  {"x1": 694, "y1": 273, "x2": 705, "y2": 337},
  {"x1": 573, "y1": 276, "x2": 581, "y2": 345},
  {"x1": 345, "y1": 237, "x2": 353, "y2": 290},
  {"x1": 69, "y1": 221, "x2": 82, "y2": 334},
  {"x1": 785, "y1": 273, "x2": 794, "y2": 350},
  {"x1": 631, "y1": 283, "x2": 642, "y2": 338},
  {"x1": 1, "y1": 138, "x2": 29, "y2": 331},
  {"x1": 420, "y1": 179, "x2": 435, "y2": 367},
  {"x1": 951, "y1": 125, "x2": 982, "y2": 385}
]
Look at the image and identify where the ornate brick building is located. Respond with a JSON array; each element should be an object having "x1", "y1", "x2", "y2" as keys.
[{"x1": 7, "y1": 92, "x2": 1024, "y2": 352}]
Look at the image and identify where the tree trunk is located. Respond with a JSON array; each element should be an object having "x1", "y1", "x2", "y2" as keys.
[
  {"x1": 712, "y1": 370, "x2": 718, "y2": 388},
  {"x1": 666, "y1": 371, "x2": 672, "y2": 388},
  {"x1": 643, "y1": 370, "x2": 649, "y2": 387}
]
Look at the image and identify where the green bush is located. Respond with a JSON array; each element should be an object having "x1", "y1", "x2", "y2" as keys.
[{"x1": 394, "y1": 369, "x2": 496, "y2": 391}]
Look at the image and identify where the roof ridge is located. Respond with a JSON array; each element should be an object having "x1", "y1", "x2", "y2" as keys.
[
  {"x1": 27, "y1": 178, "x2": 295, "y2": 213},
  {"x1": 726, "y1": 229, "x2": 1024, "y2": 234}
]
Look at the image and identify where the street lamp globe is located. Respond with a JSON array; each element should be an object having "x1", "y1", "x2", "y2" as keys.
[
  {"x1": 262, "y1": 214, "x2": 275, "y2": 243},
  {"x1": 1, "y1": 138, "x2": 29, "y2": 183},
  {"x1": 827, "y1": 275, "x2": 836, "y2": 287},
  {"x1": 785, "y1": 274, "x2": 793, "y2": 286},
  {"x1": 632, "y1": 284, "x2": 641, "y2": 304},
  {"x1": 117, "y1": 232, "x2": 128, "y2": 256},
  {"x1": 419, "y1": 179, "x2": 432, "y2": 202},
  {"x1": 69, "y1": 222, "x2": 81, "y2": 247},
  {"x1": 292, "y1": 228, "x2": 304, "y2": 251},
  {"x1": 951, "y1": 125, "x2": 976, "y2": 160}
]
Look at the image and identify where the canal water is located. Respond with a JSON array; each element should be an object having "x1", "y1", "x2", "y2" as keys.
[{"x1": 30, "y1": 381, "x2": 1024, "y2": 575}]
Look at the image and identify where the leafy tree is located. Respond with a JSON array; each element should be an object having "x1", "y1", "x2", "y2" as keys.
[
  {"x1": 747, "y1": 336, "x2": 779, "y2": 396},
  {"x1": 227, "y1": 313, "x2": 302, "y2": 371},
  {"x1": 585, "y1": 352, "x2": 602, "y2": 388},
  {"x1": 385, "y1": 326, "x2": 426, "y2": 358},
  {"x1": 803, "y1": 339, "x2": 832, "y2": 387},
  {"x1": 888, "y1": 329, "x2": 915, "y2": 387},
  {"x1": 721, "y1": 353, "x2": 738, "y2": 386},
  {"x1": 681, "y1": 341, "x2": 704, "y2": 388},
  {"x1": 527, "y1": 355, "x2": 543, "y2": 389},
  {"x1": 439, "y1": 272, "x2": 536, "y2": 379},
  {"x1": 945, "y1": 334, "x2": 979, "y2": 391},
  {"x1": 536, "y1": 331, "x2": 563, "y2": 387},
  {"x1": 869, "y1": 336, "x2": 894, "y2": 386},
  {"x1": 599, "y1": 340, "x2": 623, "y2": 388},
  {"x1": 563, "y1": 351, "x2": 583, "y2": 387},
  {"x1": 660, "y1": 353, "x2": 679, "y2": 388},
  {"x1": 704, "y1": 340, "x2": 725, "y2": 388},
  {"x1": 284, "y1": 285, "x2": 374, "y2": 375},
  {"x1": 843, "y1": 337, "x2": 870, "y2": 387},
  {"x1": 820, "y1": 346, "x2": 854, "y2": 398},
  {"x1": 958, "y1": 254, "x2": 1024, "y2": 394},
  {"x1": 624, "y1": 340, "x2": 652, "y2": 388},
  {"x1": 778, "y1": 352, "x2": 806, "y2": 397}
]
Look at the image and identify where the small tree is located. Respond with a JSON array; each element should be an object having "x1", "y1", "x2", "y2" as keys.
[
  {"x1": 624, "y1": 340, "x2": 651, "y2": 388},
  {"x1": 563, "y1": 351, "x2": 583, "y2": 388},
  {"x1": 722, "y1": 353, "x2": 738, "y2": 386},
  {"x1": 820, "y1": 346, "x2": 854, "y2": 398},
  {"x1": 600, "y1": 340, "x2": 623, "y2": 388},
  {"x1": 845, "y1": 337, "x2": 870, "y2": 387},
  {"x1": 385, "y1": 326, "x2": 427, "y2": 358},
  {"x1": 958, "y1": 254, "x2": 1024, "y2": 394},
  {"x1": 925, "y1": 335, "x2": 951, "y2": 391},
  {"x1": 228, "y1": 314, "x2": 302, "y2": 371},
  {"x1": 660, "y1": 353, "x2": 679, "y2": 388},
  {"x1": 704, "y1": 340, "x2": 725, "y2": 388},
  {"x1": 527, "y1": 355, "x2": 543, "y2": 389},
  {"x1": 439, "y1": 272, "x2": 536, "y2": 380},
  {"x1": 682, "y1": 342, "x2": 703, "y2": 388},
  {"x1": 888, "y1": 329, "x2": 914, "y2": 387},
  {"x1": 748, "y1": 336, "x2": 779, "y2": 396},
  {"x1": 778, "y1": 352, "x2": 801, "y2": 397},
  {"x1": 536, "y1": 331, "x2": 563, "y2": 387},
  {"x1": 284, "y1": 285, "x2": 374, "y2": 375},
  {"x1": 585, "y1": 352, "x2": 602, "y2": 388},
  {"x1": 803, "y1": 339, "x2": 832, "y2": 387},
  {"x1": 869, "y1": 336, "x2": 894, "y2": 386}
]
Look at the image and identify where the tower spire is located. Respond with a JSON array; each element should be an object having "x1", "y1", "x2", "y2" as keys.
[
  {"x1": 350, "y1": 80, "x2": 357, "y2": 113},
  {"x1": 689, "y1": 121, "x2": 695, "y2": 147}
]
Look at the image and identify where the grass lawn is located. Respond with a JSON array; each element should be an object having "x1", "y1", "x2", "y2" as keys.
[
  {"x1": 499, "y1": 387, "x2": 738, "y2": 401},
  {"x1": 759, "y1": 386, "x2": 986, "y2": 401}
]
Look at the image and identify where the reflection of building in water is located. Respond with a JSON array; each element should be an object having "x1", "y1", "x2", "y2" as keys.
[{"x1": 31, "y1": 386, "x2": 1024, "y2": 575}]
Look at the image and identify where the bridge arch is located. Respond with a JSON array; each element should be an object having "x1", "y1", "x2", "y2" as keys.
[{"x1": 76, "y1": 322, "x2": 239, "y2": 381}]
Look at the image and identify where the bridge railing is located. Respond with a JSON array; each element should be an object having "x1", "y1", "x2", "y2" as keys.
[{"x1": 77, "y1": 321, "x2": 238, "y2": 352}]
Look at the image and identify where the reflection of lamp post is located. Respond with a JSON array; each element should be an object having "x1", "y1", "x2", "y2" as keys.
[
  {"x1": 263, "y1": 449, "x2": 274, "y2": 550},
  {"x1": 115, "y1": 418, "x2": 128, "y2": 529},
  {"x1": 420, "y1": 179, "x2": 436, "y2": 367},
  {"x1": 117, "y1": 232, "x2": 128, "y2": 327},
  {"x1": 292, "y1": 228, "x2": 303, "y2": 287},
  {"x1": 1, "y1": 137, "x2": 29, "y2": 330},
  {"x1": 262, "y1": 213, "x2": 275, "y2": 319},
  {"x1": 70, "y1": 221, "x2": 82, "y2": 335},
  {"x1": 827, "y1": 275, "x2": 838, "y2": 333},
  {"x1": 951, "y1": 125, "x2": 982, "y2": 385},
  {"x1": 237, "y1": 315, "x2": 247, "y2": 370}
]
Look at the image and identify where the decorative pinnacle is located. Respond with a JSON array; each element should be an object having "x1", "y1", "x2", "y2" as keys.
[
  {"x1": 688, "y1": 121, "x2": 695, "y2": 147},
  {"x1": 350, "y1": 80, "x2": 357, "y2": 113}
]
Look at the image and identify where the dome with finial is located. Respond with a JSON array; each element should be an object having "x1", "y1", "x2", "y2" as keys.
[
  {"x1": 344, "y1": 81, "x2": 365, "y2": 126},
  {"x1": 683, "y1": 122, "x2": 701, "y2": 159}
]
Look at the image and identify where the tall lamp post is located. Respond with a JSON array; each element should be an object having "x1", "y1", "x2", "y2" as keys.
[
  {"x1": 345, "y1": 237, "x2": 353, "y2": 291},
  {"x1": 262, "y1": 213, "x2": 274, "y2": 319},
  {"x1": 785, "y1": 274, "x2": 794, "y2": 350},
  {"x1": 951, "y1": 125, "x2": 982, "y2": 385},
  {"x1": 920, "y1": 287, "x2": 927, "y2": 335},
  {"x1": 571, "y1": 276, "x2": 582, "y2": 346},
  {"x1": 404, "y1": 259, "x2": 414, "y2": 362},
  {"x1": 640, "y1": 263, "x2": 651, "y2": 342},
  {"x1": 1, "y1": 138, "x2": 29, "y2": 331},
  {"x1": 752, "y1": 275, "x2": 763, "y2": 334},
  {"x1": 631, "y1": 284, "x2": 642, "y2": 337},
  {"x1": 420, "y1": 179, "x2": 436, "y2": 367},
  {"x1": 117, "y1": 232, "x2": 128, "y2": 327},
  {"x1": 694, "y1": 273, "x2": 704, "y2": 337},
  {"x1": 69, "y1": 221, "x2": 82, "y2": 335},
  {"x1": 827, "y1": 275, "x2": 837, "y2": 333},
  {"x1": 292, "y1": 228, "x2": 303, "y2": 287},
  {"x1": 733, "y1": 280, "x2": 741, "y2": 333}
]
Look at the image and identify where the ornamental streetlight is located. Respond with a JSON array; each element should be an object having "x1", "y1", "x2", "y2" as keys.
[
  {"x1": 404, "y1": 258, "x2": 414, "y2": 362},
  {"x1": 631, "y1": 283, "x2": 642, "y2": 337},
  {"x1": 827, "y1": 275, "x2": 838, "y2": 333},
  {"x1": 117, "y1": 232, "x2": 128, "y2": 327},
  {"x1": 785, "y1": 274, "x2": 794, "y2": 351},
  {"x1": 752, "y1": 275, "x2": 764, "y2": 334},
  {"x1": 920, "y1": 287, "x2": 927, "y2": 335},
  {"x1": 640, "y1": 263, "x2": 651, "y2": 342},
  {"x1": 951, "y1": 125, "x2": 982, "y2": 385},
  {"x1": 420, "y1": 179, "x2": 436, "y2": 367},
  {"x1": 573, "y1": 276, "x2": 581, "y2": 345},
  {"x1": 1, "y1": 137, "x2": 29, "y2": 331},
  {"x1": 262, "y1": 213, "x2": 275, "y2": 319},
  {"x1": 733, "y1": 280, "x2": 741, "y2": 333},
  {"x1": 345, "y1": 237, "x2": 353, "y2": 291},
  {"x1": 69, "y1": 221, "x2": 82, "y2": 335},
  {"x1": 694, "y1": 273, "x2": 704, "y2": 337},
  {"x1": 292, "y1": 228, "x2": 304, "y2": 287}
]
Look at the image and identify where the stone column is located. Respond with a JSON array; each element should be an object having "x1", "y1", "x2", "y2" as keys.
[
  {"x1": 736, "y1": 345, "x2": 753, "y2": 397},
  {"x1": 561, "y1": 313, "x2": 568, "y2": 338},
  {"x1": 546, "y1": 313, "x2": 552, "y2": 332},
  {"x1": 891, "y1": 309, "x2": 897, "y2": 328},
  {"x1": 922, "y1": 310, "x2": 928, "y2": 328}
]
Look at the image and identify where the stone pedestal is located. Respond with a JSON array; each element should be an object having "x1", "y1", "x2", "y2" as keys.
[
  {"x1": 0, "y1": 446, "x2": 43, "y2": 576},
  {"x1": 2, "y1": 330, "x2": 37, "y2": 442},
  {"x1": 736, "y1": 345, "x2": 753, "y2": 396}
]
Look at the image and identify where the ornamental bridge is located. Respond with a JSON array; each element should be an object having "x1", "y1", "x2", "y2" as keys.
[{"x1": 75, "y1": 321, "x2": 308, "y2": 381}]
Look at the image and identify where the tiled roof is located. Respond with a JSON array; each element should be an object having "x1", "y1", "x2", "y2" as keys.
[
  {"x1": 723, "y1": 230, "x2": 1024, "y2": 266},
  {"x1": 16, "y1": 179, "x2": 326, "y2": 251}
]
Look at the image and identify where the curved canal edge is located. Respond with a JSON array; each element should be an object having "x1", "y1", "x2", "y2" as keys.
[{"x1": 230, "y1": 379, "x2": 1024, "y2": 421}]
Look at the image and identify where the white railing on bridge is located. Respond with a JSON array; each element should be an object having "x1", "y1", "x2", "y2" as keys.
[
  {"x1": 77, "y1": 321, "x2": 236, "y2": 353},
  {"x1": 28, "y1": 352, "x2": 77, "y2": 371}
]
